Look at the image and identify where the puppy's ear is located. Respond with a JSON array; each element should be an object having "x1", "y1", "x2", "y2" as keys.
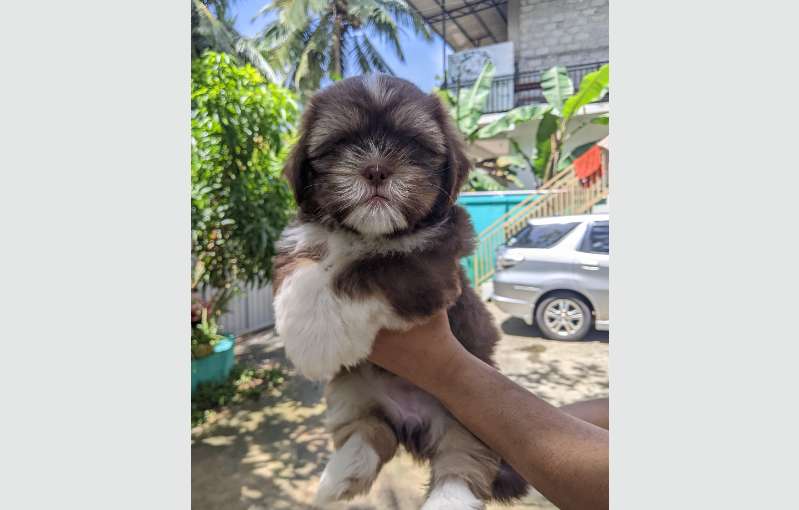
[
  {"x1": 433, "y1": 96, "x2": 472, "y2": 201},
  {"x1": 283, "y1": 133, "x2": 310, "y2": 204},
  {"x1": 284, "y1": 101, "x2": 320, "y2": 204}
]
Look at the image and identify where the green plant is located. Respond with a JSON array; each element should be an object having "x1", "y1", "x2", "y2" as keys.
[
  {"x1": 191, "y1": 308, "x2": 224, "y2": 359},
  {"x1": 436, "y1": 62, "x2": 535, "y2": 190},
  {"x1": 530, "y1": 64, "x2": 609, "y2": 181},
  {"x1": 258, "y1": 0, "x2": 431, "y2": 97},
  {"x1": 191, "y1": 52, "x2": 298, "y2": 316},
  {"x1": 191, "y1": 365, "x2": 286, "y2": 426},
  {"x1": 439, "y1": 62, "x2": 609, "y2": 187}
]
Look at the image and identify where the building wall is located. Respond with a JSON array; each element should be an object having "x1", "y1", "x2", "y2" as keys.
[
  {"x1": 516, "y1": 0, "x2": 609, "y2": 71},
  {"x1": 508, "y1": 0, "x2": 521, "y2": 56}
]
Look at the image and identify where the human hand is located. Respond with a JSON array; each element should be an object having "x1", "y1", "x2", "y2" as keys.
[{"x1": 368, "y1": 310, "x2": 470, "y2": 392}]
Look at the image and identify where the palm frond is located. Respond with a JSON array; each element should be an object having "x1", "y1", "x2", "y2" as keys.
[
  {"x1": 363, "y1": 7, "x2": 404, "y2": 62},
  {"x1": 360, "y1": 35, "x2": 395, "y2": 75},
  {"x1": 294, "y1": 17, "x2": 332, "y2": 92},
  {"x1": 374, "y1": 0, "x2": 431, "y2": 39},
  {"x1": 350, "y1": 40, "x2": 373, "y2": 75},
  {"x1": 192, "y1": 0, "x2": 277, "y2": 81}
]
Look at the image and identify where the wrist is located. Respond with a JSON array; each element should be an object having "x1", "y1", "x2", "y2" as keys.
[{"x1": 418, "y1": 335, "x2": 472, "y2": 397}]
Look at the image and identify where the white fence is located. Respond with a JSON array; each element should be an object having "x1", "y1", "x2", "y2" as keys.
[{"x1": 204, "y1": 283, "x2": 276, "y2": 337}]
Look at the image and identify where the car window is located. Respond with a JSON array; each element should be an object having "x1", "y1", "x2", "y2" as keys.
[
  {"x1": 580, "y1": 221, "x2": 609, "y2": 253},
  {"x1": 508, "y1": 222, "x2": 580, "y2": 249}
]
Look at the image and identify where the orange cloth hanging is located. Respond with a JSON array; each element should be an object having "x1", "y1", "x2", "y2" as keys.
[{"x1": 573, "y1": 145, "x2": 603, "y2": 179}]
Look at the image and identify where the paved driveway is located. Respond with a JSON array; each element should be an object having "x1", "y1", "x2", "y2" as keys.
[{"x1": 191, "y1": 303, "x2": 608, "y2": 510}]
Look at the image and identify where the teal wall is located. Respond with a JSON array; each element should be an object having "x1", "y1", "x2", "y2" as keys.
[
  {"x1": 458, "y1": 191, "x2": 538, "y2": 285},
  {"x1": 458, "y1": 192, "x2": 537, "y2": 233}
]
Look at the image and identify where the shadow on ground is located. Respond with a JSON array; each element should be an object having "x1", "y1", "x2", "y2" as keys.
[
  {"x1": 192, "y1": 331, "x2": 330, "y2": 510},
  {"x1": 192, "y1": 331, "x2": 431, "y2": 510},
  {"x1": 191, "y1": 303, "x2": 608, "y2": 509},
  {"x1": 500, "y1": 316, "x2": 609, "y2": 343}
]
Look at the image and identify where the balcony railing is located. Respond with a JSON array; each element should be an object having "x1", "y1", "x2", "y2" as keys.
[{"x1": 448, "y1": 61, "x2": 609, "y2": 114}]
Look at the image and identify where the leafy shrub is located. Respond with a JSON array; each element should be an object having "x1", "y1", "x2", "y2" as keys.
[
  {"x1": 191, "y1": 364, "x2": 285, "y2": 426},
  {"x1": 191, "y1": 51, "x2": 298, "y2": 314}
]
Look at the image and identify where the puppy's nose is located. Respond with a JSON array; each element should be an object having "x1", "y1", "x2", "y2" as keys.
[{"x1": 361, "y1": 164, "x2": 390, "y2": 182}]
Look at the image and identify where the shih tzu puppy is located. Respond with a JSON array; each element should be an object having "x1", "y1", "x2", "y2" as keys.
[{"x1": 273, "y1": 75, "x2": 528, "y2": 509}]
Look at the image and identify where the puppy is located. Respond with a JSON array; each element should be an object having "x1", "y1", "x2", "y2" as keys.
[{"x1": 273, "y1": 75, "x2": 528, "y2": 509}]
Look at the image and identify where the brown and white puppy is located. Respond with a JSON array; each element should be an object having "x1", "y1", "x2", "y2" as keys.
[{"x1": 273, "y1": 75, "x2": 528, "y2": 509}]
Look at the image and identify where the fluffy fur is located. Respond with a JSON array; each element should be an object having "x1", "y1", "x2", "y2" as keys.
[
  {"x1": 422, "y1": 478, "x2": 485, "y2": 510},
  {"x1": 273, "y1": 75, "x2": 528, "y2": 507}
]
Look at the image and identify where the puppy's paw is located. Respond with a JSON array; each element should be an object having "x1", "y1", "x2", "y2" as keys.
[
  {"x1": 313, "y1": 433, "x2": 381, "y2": 506},
  {"x1": 421, "y1": 478, "x2": 484, "y2": 510}
]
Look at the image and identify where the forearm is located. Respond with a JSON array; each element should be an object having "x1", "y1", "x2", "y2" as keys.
[
  {"x1": 370, "y1": 316, "x2": 608, "y2": 510},
  {"x1": 560, "y1": 398, "x2": 609, "y2": 430},
  {"x1": 420, "y1": 343, "x2": 608, "y2": 510}
]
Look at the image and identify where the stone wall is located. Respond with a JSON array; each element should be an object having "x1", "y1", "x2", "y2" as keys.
[{"x1": 514, "y1": 0, "x2": 608, "y2": 71}]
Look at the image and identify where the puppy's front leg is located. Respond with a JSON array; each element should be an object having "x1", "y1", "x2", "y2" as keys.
[{"x1": 274, "y1": 260, "x2": 382, "y2": 381}]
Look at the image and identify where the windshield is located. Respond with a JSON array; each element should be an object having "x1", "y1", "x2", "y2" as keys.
[{"x1": 508, "y1": 222, "x2": 580, "y2": 249}]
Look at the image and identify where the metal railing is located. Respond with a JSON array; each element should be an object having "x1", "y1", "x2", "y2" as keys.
[{"x1": 449, "y1": 61, "x2": 609, "y2": 114}]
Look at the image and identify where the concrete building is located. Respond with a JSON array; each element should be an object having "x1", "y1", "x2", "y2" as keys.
[{"x1": 407, "y1": 0, "x2": 609, "y2": 187}]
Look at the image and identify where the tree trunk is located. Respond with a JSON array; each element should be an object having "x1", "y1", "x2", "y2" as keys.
[{"x1": 332, "y1": 10, "x2": 343, "y2": 79}]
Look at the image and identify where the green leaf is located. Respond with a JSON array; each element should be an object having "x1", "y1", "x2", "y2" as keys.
[
  {"x1": 476, "y1": 104, "x2": 551, "y2": 139},
  {"x1": 540, "y1": 66, "x2": 574, "y2": 112},
  {"x1": 561, "y1": 64, "x2": 609, "y2": 121},
  {"x1": 591, "y1": 115, "x2": 609, "y2": 125},
  {"x1": 455, "y1": 62, "x2": 495, "y2": 136},
  {"x1": 509, "y1": 138, "x2": 534, "y2": 171},
  {"x1": 532, "y1": 112, "x2": 559, "y2": 178}
]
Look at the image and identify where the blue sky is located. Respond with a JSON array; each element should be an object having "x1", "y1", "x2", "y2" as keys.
[{"x1": 229, "y1": 0, "x2": 451, "y2": 92}]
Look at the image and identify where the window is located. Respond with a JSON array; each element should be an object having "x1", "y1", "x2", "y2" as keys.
[
  {"x1": 508, "y1": 222, "x2": 580, "y2": 249},
  {"x1": 580, "y1": 221, "x2": 609, "y2": 254}
]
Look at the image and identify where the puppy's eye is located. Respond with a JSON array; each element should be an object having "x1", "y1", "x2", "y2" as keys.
[
  {"x1": 308, "y1": 140, "x2": 343, "y2": 161},
  {"x1": 403, "y1": 132, "x2": 441, "y2": 156},
  {"x1": 406, "y1": 137, "x2": 439, "y2": 159}
]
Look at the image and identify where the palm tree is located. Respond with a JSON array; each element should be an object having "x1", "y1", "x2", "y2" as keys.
[
  {"x1": 258, "y1": 0, "x2": 431, "y2": 96},
  {"x1": 191, "y1": 0, "x2": 278, "y2": 81}
]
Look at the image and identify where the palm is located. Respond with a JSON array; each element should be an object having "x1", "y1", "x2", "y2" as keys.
[
  {"x1": 258, "y1": 0, "x2": 430, "y2": 95},
  {"x1": 191, "y1": 0, "x2": 277, "y2": 81}
]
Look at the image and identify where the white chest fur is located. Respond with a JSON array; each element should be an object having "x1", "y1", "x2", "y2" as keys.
[{"x1": 274, "y1": 224, "x2": 413, "y2": 381}]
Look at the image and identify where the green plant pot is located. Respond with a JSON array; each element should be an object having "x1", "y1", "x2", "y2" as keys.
[{"x1": 191, "y1": 335, "x2": 235, "y2": 394}]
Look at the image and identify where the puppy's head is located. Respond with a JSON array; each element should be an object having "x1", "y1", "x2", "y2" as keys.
[{"x1": 284, "y1": 75, "x2": 470, "y2": 236}]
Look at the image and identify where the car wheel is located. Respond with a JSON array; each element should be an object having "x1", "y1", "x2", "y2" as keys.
[{"x1": 535, "y1": 293, "x2": 592, "y2": 341}]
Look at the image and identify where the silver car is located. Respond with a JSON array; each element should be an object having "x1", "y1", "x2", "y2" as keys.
[{"x1": 492, "y1": 214, "x2": 609, "y2": 341}]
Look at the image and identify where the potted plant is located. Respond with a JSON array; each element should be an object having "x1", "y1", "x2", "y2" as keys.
[{"x1": 191, "y1": 295, "x2": 236, "y2": 393}]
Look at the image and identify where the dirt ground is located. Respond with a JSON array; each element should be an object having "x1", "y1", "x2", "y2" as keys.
[{"x1": 191, "y1": 303, "x2": 608, "y2": 510}]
